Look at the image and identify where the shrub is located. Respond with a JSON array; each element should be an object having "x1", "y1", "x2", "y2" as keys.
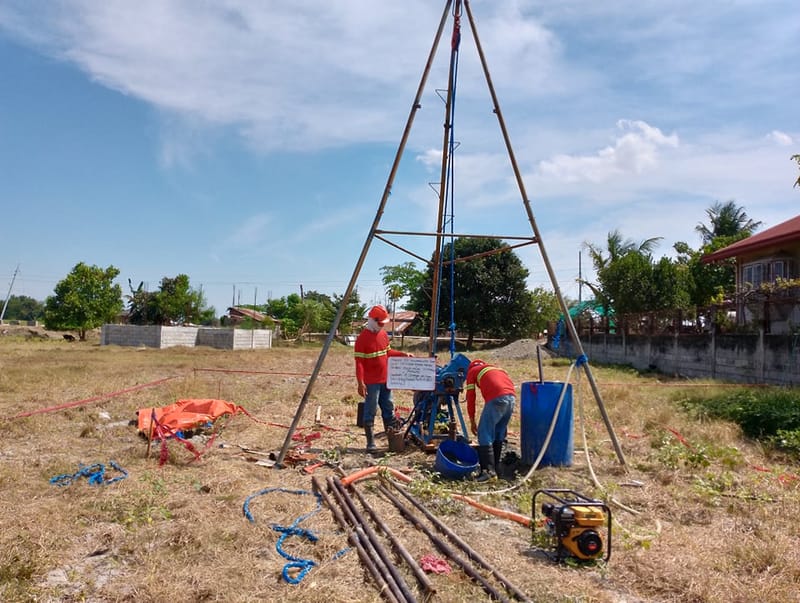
[{"x1": 679, "y1": 388, "x2": 800, "y2": 457}]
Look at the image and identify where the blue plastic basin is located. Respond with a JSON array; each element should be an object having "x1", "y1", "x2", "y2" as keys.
[{"x1": 434, "y1": 439, "x2": 479, "y2": 479}]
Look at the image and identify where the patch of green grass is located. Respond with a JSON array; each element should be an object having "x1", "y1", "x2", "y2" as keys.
[
  {"x1": 654, "y1": 433, "x2": 745, "y2": 471},
  {"x1": 679, "y1": 388, "x2": 800, "y2": 437}
]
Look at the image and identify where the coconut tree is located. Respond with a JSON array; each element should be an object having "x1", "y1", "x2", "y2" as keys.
[
  {"x1": 582, "y1": 230, "x2": 662, "y2": 332},
  {"x1": 583, "y1": 229, "x2": 662, "y2": 273},
  {"x1": 695, "y1": 200, "x2": 762, "y2": 245}
]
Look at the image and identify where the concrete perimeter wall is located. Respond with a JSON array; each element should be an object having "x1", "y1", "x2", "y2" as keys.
[
  {"x1": 101, "y1": 325, "x2": 272, "y2": 350},
  {"x1": 574, "y1": 331, "x2": 800, "y2": 385}
]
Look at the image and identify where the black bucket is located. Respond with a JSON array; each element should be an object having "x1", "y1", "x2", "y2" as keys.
[{"x1": 356, "y1": 401, "x2": 365, "y2": 427}]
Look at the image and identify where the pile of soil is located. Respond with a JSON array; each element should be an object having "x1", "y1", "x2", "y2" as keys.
[{"x1": 485, "y1": 338, "x2": 551, "y2": 361}]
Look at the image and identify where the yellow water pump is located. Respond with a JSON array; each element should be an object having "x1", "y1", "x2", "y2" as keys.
[{"x1": 532, "y1": 489, "x2": 611, "y2": 562}]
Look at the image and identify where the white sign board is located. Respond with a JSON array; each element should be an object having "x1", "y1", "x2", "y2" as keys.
[{"x1": 387, "y1": 356, "x2": 437, "y2": 391}]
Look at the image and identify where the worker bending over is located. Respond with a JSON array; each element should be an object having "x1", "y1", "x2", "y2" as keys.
[
  {"x1": 354, "y1": 304, "x2": 412, "y2": 452},
  {"x1": 465, "y1": 358, "x2": 516, "y2": 482}
]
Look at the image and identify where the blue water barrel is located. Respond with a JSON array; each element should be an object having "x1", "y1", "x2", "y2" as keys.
[{"x1": 520, "y1": 381, "x2": 574, "y2": 467}]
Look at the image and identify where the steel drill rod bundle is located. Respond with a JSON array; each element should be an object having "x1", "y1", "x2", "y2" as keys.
[
  {"x1": 327, "y1": 477, "x2": 416, "y2": 603},
  {"x1": 377, "y1": 483, "x2": 509, "y2": 603},
  {"x1": 311, "y1": 477, "x2": 400, "y2": 603},
  {"x1": 349, "y1": 481, "x2": 436, "y2": 597},
  {"x1": 386, "y1": 480, "x2": 530, "y2": 602}
]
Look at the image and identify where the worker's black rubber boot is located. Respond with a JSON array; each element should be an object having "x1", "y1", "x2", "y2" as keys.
[
  {"x1": 493, "y1": 441, "x2": 505, "y2": 479},
  {"x1": 364, "y1": 424, "x2": 377, "y2": 452},
  {"x1": 475, "y1": 445, "x2": 496, "y2": 482}
]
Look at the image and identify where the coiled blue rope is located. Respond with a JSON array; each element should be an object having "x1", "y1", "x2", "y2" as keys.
[
  {"x1": 243, "y1": 487, "x2": 324, "y2": 584},
  {"x1": 49, "y1": 461, "x2": 128, "y2": 487}
]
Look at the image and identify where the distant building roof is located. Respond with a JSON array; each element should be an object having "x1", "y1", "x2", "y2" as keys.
[
  {"x1": 702, "y1": 214, "x2": 800, "y2": 263},
  {"x1": 353, "y1": 310, "x2": 418, "y2": 335},
  {"x1": 387, "y1": 310, "x2": 418, "y2": 335},
  {"x1": 227, "y1": 307, "x2": 267, "y2": 322}
]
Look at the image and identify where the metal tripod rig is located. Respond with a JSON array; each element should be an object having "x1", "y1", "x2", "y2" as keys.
[{"x1": 275, "y1": 0, "x2": 627, "y2": 469}]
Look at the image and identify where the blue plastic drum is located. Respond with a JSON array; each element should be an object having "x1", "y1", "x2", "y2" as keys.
[{"x1": 520, "y1": 381, "x2": 574, "y2": 467}]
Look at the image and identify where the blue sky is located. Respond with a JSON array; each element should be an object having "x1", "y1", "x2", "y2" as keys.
[{"x1": 1, "y1": 1, "x2": 798, "y2": 316}]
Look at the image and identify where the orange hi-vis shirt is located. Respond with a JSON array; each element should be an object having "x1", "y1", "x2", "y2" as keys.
[
  {"x1": 465, "y1": 364, "x2": 516, "y2": 423},
  {"x1": 354, "y1": 328, "x2": 406, "y2": 385}
]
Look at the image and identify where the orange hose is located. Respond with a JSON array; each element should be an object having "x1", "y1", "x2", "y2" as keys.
[
  {"x1": 340, "y1": 465, "x2": 413, "y2": 487},
  {"x1": 452, "y1": 494, "x2": 531, "y2": 527}
]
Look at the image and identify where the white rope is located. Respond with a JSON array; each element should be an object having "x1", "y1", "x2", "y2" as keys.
[{"x1": 460, "y1": 360, "x2": 578, "y2": 496}]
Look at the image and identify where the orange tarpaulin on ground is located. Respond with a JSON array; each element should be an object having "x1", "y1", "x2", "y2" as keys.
[{"x1": 138, "y1": 399, "x2": 242, "y2": 439}]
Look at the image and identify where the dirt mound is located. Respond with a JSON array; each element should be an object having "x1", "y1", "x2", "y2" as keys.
[{"x1": 485, "y1": 338, "x2": 551, "y2": 360}]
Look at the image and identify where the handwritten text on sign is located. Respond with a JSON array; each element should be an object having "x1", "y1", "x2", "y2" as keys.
[{"x1": 387, "y1": 357, "x2": 437, "y2": 391}]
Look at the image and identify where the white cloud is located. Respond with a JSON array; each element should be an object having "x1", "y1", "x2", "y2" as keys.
[
  {"x1": 767, "y1": 130, "x2": 793, "y2": 146},
  {"x1": 536, "y1": 120, "x2": 678, "y2": 184},
  {"x1": 225, "y1": 212, "x2": 273, "y2": 248}
]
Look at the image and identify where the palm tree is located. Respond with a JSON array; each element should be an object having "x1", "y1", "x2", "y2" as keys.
[
  {"x1": 584, "y1": 229, "x2": 662, "y2": 272},
  {"x1": 581, "y1": 230, "x2": 662, "y2": 332},
  {"x1": 386, "y1": 284, "x2": 403, "y2": 334},
  {"x1": 695, "y1": 200, "x2": 762, "y2": 245}
]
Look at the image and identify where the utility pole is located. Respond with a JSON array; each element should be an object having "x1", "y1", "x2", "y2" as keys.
[{"x1": 1, "y1": 264, "x2": 20, "y2": 322}]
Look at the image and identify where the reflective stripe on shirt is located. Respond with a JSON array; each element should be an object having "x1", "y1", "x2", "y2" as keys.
[
  {"x1": 476, "y1": 365, "x2": 505, "y2": 385},
  {"x1": 354, "y1": 346, "x2": 390, "y2": 359}
]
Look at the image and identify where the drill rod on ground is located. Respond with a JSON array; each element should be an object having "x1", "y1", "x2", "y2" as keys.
[
  {"x1": 328, "y1": 477, "x2": 416, "y2": 603},
  {"x1": 349, "y1": 482, "x2": 436, "y2": 597},
  {"x1": 312, "y1": 477, "x2": 400, "y2": 603},
  {"x1": 385, "y1": 480, "x2": 530, "y2": 602},
  {"x1": 377, "y1": 483, "x2": 510, "y2": 602}
]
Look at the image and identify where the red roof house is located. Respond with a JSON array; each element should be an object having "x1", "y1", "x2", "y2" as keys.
[{"x1": 702, "y1": 214, "x2": 800, "y2": 332}]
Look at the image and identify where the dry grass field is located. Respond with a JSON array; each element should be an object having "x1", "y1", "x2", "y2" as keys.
[{"x1": 1, "y1": 327, "x2": 799, "y2": 602}]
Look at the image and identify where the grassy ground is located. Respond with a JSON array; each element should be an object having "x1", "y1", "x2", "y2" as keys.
[{"x1": 0, "y1": 329, "x2": 798, "y2": 602}]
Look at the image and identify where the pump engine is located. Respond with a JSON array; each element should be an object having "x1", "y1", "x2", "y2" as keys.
[{"x1": 532, "y1": 489, "x2": 611, "y2": 562}]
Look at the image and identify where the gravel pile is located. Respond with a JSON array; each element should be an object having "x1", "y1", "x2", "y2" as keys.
[{"x1": 485, "y1": 338, "x2": 551, "y2": 360}]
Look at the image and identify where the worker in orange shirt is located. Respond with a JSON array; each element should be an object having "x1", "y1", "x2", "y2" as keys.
[
  {"x1": 465, "y1": 358, "x2": 516, "y2": 482},
  {"x1": 354, "y1": 304, "x2": 412, "y2": 452}
]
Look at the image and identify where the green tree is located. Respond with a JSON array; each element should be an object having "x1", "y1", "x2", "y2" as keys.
[
  {"x1": 583, "y1": 230, "x2": 662, "y2": 325},
  {"x1": 44, "y1": 262, "x2": 123, "y2": 340},
  {"x1": 1, "y1": 295, "x2": 44, "y2": 321},
  {"x1": 583, "y1": 229, "x2": 662, "y2": 273},
  {"x1": 126, "y1": 280, "x2": 160, "y2": 325},
  {"x1": 380, "y1": 262, "x2": 425, "y2": 310},
  {"x1": 127, "y1": 275, "x2": 215, "y2": 325},
  {"x1": 529, "y1": 287, "x2": 561, "y2": 336},
  {"x1": 409, "y1": 237, "x2": 533, "y2": 348},
  {"x1": 651, "y1": 256, "x2": 691, "y2": 311},
  {"x1": 156, "y1": 275, "x2": 214, "y2": 325},
  {"x1": 674, "y1": 240, "x2": 735, "y2": 306},
  {"x1": 695, "y1": 200, "x2": 762, "y2": 245},
  {"x1": 261, "y1": 290, "x2": 365, "y2": 339},
  {"x1": 332, "y1": 289, "x2": 366, "y2": 336},
  {"x1": 673, "y1": 201, "x2": 761, "y2": 308},
  {"x1": 598, "y1": 251, "x2": 655, "y2": 315}
]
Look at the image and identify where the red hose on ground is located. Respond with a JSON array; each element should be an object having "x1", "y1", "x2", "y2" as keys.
[
  {"x1": 340, "y1": 465, "x2": 413, "y2": 488},
  {"x1": 451, "y1": 494, "x2": 531, "y2": 527}
]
